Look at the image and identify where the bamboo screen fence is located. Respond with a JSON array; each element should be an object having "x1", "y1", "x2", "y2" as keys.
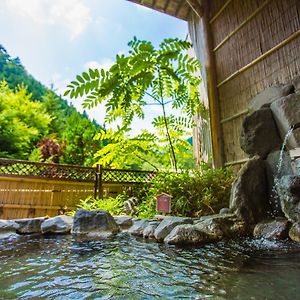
[
  {"x1": 189, "y1": 0, "x2": 300, "y2": 169},
  {"x1": 0, "y1": 159, "x2": 155, "y2": 219}
]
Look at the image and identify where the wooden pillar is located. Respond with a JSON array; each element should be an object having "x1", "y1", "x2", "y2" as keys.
[
  {"x1": 94, "y1": 164, "x2": 103, "y2": 198},
  {"x1": 202, "y1": 0, "x2": 224, "y2": 167}
]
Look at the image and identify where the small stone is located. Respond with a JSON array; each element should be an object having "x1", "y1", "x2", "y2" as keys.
[
  {"x1": 41, "y1": 215, "x2": 73, "y2": 234},
  {"x1": 289, "y1": 222, "x2": 300, "y2": 242},
  {"x1": 219, "y1": 208, "x2": 230, "y2": 215},
  {"x1": 253, "y1": 219, "x2": 290, "y2": 240},
  {"x1": 128, "y1": 219, "x2": 152, "y2": 236},
  {"x1": 143, "y1": 222, "x2": 159, "y2": 239},
  {"x1": 114, "y1": 216, "x2": 133, "y2": 229}
]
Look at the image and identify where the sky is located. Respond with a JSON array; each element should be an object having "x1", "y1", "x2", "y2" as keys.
[{"x1": 0, "y1": 0, "x2": 188, "y2": 133}]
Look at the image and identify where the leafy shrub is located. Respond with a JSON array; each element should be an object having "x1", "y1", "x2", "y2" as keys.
[
  {"x1": 71, "y1": 193, "x2": 128, "y2": 216},
  {"x1": 71, "y1": 164, "x2": 235, "y2": 219},
  {"x1": 134, "y1": 163, "x2": 235, "y2": 218}
]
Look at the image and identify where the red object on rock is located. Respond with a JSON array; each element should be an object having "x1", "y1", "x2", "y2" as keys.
[{"x1": 156, "y1": 193, "x2": 172, "y2": 214}]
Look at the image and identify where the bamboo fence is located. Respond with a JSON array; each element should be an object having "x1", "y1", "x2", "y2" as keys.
[{"x1": 0, "y1": 159, "x2": 155, "y2": 219}]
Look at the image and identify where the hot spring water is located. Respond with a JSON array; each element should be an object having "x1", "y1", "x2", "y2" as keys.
[{"x1": 0, "y1": 233, "x2": 300, "y2": 299}]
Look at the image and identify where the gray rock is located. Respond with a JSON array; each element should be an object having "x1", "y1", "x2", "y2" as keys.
[
  {"x1": 249, "y1": 84, "x2": 293, "y2": 113},
  {"x1": 164, "y1": 224, "x2": 215, "y2": 245},
  {"x1": 0, "y1": 220, "x2": 19, "y2": 232},
  {"x1": 154, "y1": 217, "x2": 193, "y2": 241},
  {"x1": 41, "y1": 215, "x2": 73, "y2": 234},
  {"x1": 15, "y1": 217, "x2": 47, "y2": 234},
  {"x1": 289, "y1": 222, "x2": 300, "y2": 242},
  {"x1": 265, "y1": 150, "x2": 293, "y2": 216},
  {"x1": 253, "y1": 219, "x2": 290, "y2": 240},
  {"x1": 195, "y1": 214, "x2": 248, "y2": 238},
  {"x1": 270, "y1": 93, "x2": 300, "y2": 149},
  {"x1": 164, "y1": 214, "x2": 247, "y2": 245},
  {"x1": 143, "y1": 222, "x2": 160, "y2": 239},
  {"x1": 276, "y1": 175, "x2": 300, "y2": 222},
  {"x1": 128, "y1": 219, "x2": 152, "y2": 236},
  {"x1": 292, "y1": 76, "x2": 300, "y2": 93},
  {"x1": 219, "y1": 208, "x2": 230, "y2": 215},
  {"x1": 114, "y1": 216, "x2": 133, "y2": 229},
  {"x1": 0, "y1": 232, "x2": 20, "y2": 240},
  {"x1": 72, "y1": 209, "x2": 119, "y2": 238},
  {"x1": 240, "y1": 108, "x2": 281, "y2": 158},
  {"x1": 229, "y1": 156, "x2": 270, "y2": 224}
]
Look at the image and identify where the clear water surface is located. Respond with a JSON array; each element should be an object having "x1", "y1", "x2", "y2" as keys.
[{"x1": 0, "y1": 233, "x2": 300, "y2": 299}]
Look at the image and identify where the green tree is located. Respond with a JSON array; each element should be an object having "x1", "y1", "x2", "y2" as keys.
[
  {"x1": 61, "y1": 111, "x2": 103, "y2": 166},
  {"x1": 65, "y1": 37, "x2": 202, "y2": 171},
  {"x1": 0, "y1": 81, "x2": 51, "y2": 159}
]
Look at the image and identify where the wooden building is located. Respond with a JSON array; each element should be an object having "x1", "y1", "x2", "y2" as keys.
[{"x1": 127, "y1": 0, "x2": 300, "y2": 168}]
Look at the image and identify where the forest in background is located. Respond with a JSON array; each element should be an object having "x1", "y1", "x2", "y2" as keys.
[{"x1": 0, "y1": 45, "x2": 104, "y2": 166}]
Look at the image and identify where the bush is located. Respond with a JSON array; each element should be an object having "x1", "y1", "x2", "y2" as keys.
[
  {"x1": 135, "y1": 163, "x2": 235, "y2": 218},
  {"x1": 71, "y1": 164, "x2": 235, "y2": 219},
  {"x1": 71, "y1": 193, "x2": 128, "y2": 216}
]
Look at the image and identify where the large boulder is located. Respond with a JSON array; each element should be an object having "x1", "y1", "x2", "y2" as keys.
[
  {"x1": 253, "y1": 219, "x2": 290, "y2": 240},
  {"x1": 165, "y1": 214, "x2": 247, "y2": 245},
  {"x1": 265, "y1": 150, "x2": 293, "y2": 216},
  {"x1": 41, "y1": 215, "x2": 73, "y2": 234},
  {"x1": 270, "y1": 93, "x2": 300, "y2": 149},
  {"x1": 114, "y1": 216, "x2": 133, "y2": 230},
  {"x1": 15, "y1": 217, "x2": 47, "y2": 234},
  {"x1": 72, "y1": 209, "x2": 120, "y2": 238},
  {"x1": 248, "y1": 84, "x2": 293, "y2": 113},
  {"x1": 230, "y1": 156, "x2": 270, "y2": 224},
  {"x1": 276, "y1": 175, "x2": 300, "y2": 222},
  {"x1": 154, "y1": 217, "x2": 193, "y2": 241},
  {"x1": 289, "y1": 222, "x2": 300, "y2": 242},
  {"x1": 240, "y1": 108, "x2": 281, "y2": 158}
]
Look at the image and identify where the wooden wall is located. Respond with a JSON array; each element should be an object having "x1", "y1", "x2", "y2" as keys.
[{"x1": 189, "y1": 0, "x2": 300, "y2": 169}]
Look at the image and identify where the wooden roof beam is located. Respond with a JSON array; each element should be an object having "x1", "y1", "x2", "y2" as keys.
[{"x1": 185, "y1": 0, "x2": 203, "y2": 18}]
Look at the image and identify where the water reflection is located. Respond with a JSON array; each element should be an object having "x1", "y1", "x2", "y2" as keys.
[{"x1": 0, "y1": 234, "x2": 299, "y2": 299}]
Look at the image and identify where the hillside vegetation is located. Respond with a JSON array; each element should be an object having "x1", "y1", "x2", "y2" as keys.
[{"x1": 0, "y1": 44, "x2": 103, "y2": 166}]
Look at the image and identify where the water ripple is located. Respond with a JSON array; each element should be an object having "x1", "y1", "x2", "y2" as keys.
[{"x1": 0, "y1": 234, "x2": 300, "y2": 299}]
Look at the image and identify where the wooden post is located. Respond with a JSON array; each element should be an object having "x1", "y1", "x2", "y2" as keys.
[
  {"x1": 97, "y1": 164, "x2": 103, "y2": 199},
  {"x1": 202, "y1": 0, "x2": 225, "y2": 167}
]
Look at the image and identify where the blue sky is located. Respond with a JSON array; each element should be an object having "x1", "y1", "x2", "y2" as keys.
[{"x1": 0, "y1": 0, "x2": 187, "y2": 132}]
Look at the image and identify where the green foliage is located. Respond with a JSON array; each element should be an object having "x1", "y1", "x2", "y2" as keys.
[
  {"x1": 0, "y1": 81, "x2": 51, "y2": 159},
  {"x1": 137, "y1": 164, "x2": 235, "y2": 217},
  {"x1": 94, "y1": 126, "x2": 194, "y2": 170},
  {"x1": 0, "y1": 45, "x2": 103, "y2": 165},
  {"x1": 66, "y1": 37, "x2": 203, "y2": 171},
  {"x1": 73, "y1": 193, "x2": 128, "y2": 216},
  {"x1": 72, "y1": 164, "x2": 234, "y2": 219}
]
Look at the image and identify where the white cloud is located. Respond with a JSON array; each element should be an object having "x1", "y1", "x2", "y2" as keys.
[
  {"x1": 5, "y1": 0, "x2": 92, "y2": 40},
  {"x1": 84, "y1": 58, "x2": 114, "y2": 71}
]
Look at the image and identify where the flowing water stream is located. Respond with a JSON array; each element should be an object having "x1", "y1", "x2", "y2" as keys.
[{"x1": 0, "y1": 233, "x2": 300, "y2": 299}]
